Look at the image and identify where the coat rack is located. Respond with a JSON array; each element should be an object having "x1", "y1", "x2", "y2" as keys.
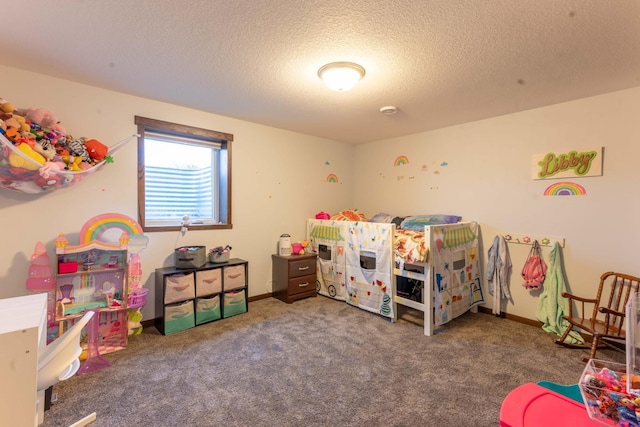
[{"x1": 501, "y1": 232, "x2": 565, "y2": 248}]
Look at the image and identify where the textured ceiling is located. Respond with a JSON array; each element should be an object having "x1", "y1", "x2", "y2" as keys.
[{"x1": 1, "y1": 1, "x2": 639, "y2": 144}]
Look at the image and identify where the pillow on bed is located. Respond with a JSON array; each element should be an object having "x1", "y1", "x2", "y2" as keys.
[
  {"x1": 369, "y1": 212, "x2": 393, "y2": 223},
  {"x1": 331, "y1": 209, "x2": 368, "y2": 221},
  {"x1": 400, "y1": 214, "x2": 462, "y2": 231}
]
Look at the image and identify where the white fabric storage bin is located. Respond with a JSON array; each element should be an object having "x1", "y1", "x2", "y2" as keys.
[
  {"x1": 223, "y1": 289, "x2": 247, "y2": 318},
  {"x1": 223, "y1": 265, "x2": 246, "y2": 290},
  {"x1": 195, "y1": 269, "x2": 222, "y2": 296},
  {"x1": 164, "y1": 300, "x2": 195, "y2": 334},
  {"x1": 164, "y1": 272, "x2": 195, "y2": 304},
  {"x1": 195, "y1": 295, "x2": 221, "y2": 324}
]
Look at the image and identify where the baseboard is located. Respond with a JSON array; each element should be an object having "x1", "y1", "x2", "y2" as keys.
[
  {"x1": 477, "y1": 306, "x2": 544, "y2": 328},
  {"x1": 248, "y1": 292, "x2": 272, "y2": 302},
  {"x1": 141, "y1": 295, "x2": 541, "y2": 330}
]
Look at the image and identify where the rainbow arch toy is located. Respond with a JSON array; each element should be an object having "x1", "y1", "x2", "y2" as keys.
[{"x1": 80, "y1": 213, "x2": 144, "y2": 244}]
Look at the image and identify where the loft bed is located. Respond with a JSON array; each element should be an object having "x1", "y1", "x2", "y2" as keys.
[
  {"x1": 306, "y1": 213, "x2": 484, "y2": 335},
  {"x1": 393, "y1": 220, "x2": 484, "y2": 335}
]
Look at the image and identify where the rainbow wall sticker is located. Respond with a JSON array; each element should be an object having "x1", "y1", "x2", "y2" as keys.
[
  {"x1": 394, "y1": 155, "x2": 409, "y2": 167},
  {"x1": 543, "y1": 181, "x2": 587, "y2": 196},
  {"x1": 326, "y1": 174, "x2": 339, "y2": 183}
]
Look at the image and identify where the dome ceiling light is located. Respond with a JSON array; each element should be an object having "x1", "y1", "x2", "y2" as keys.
[{"x1": 318, "y1": 62, "x2": 366, "y2": 91}]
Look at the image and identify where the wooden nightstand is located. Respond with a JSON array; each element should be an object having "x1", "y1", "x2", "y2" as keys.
[{"x1": 272, "y1": 254, "x2": 317, "y2": 303}]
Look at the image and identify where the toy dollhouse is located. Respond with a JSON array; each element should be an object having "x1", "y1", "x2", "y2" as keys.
[{"x1": 54, "y1": 233, "x2": 130, "y2": 355}]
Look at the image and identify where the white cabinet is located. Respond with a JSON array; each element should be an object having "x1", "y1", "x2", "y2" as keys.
[{"x1": 0, "y1": 293, "x2": 47, "y2": 427}]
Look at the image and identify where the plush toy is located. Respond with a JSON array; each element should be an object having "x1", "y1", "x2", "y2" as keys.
[
  {"x1": 33, "y1": 140, "x2": 56, "y2": 161},
  {"x1": 3, "y1": 116, "x2": 21, "y2": 131},
  {"x1": 291, "y1": 243, "x2": 304, "y2": 255},
  {"x1": 0, "y1": 98, "x2": 15, "y2": 114},
  {"x1": 39, "y1": 161, "x2": 65, "y2": 178},
  {"x1": 11, "y1": 114, "x2": 29, "y2": 132},
  {"x1": 61, "y1": 155, "x2": 84, "y2": 171},
  {"x1": 14, "y1": 131, "x2": 36, "y2": 148},
  {"x1": 66, "y1": 137, "x2": 91, "y2": 162},
  {"x1": 17, "y1": 107, "x2": 67, "y2": 134},
  {"x1": 3, "y1": 125, "x2": 20, "y2": 142},
  {"x1": 83, "y1": 139, "x2": 108, "y2": 162},
  {"x1": 9, "y1": 143, "x2": 46, "y2": 170},
  {"x1": 35, "y1": 172, "x2": 60, "y2": 190}
]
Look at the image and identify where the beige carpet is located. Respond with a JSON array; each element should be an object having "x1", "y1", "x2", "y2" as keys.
[{"x1": 42, "y1": 296, "x2": 624, "y2": 426}]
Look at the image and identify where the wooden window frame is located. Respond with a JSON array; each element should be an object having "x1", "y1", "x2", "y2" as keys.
[{"x1": 135, "y1": 116, "x2": 233, "y2": 232}]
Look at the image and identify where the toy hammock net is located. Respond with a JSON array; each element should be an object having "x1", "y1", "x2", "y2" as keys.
[{"x1": 0, "y1": 133, "x2": 136, "y2": 194}]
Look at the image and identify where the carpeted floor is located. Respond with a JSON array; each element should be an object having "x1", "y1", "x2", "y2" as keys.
[{"x1": 42, "y1": 296, "x2": 624, "y2": 426}]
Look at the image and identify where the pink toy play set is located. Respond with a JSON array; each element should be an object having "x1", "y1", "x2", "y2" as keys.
[{"x1": 26, "y1": 213, "x2": 149, "y2": 373}]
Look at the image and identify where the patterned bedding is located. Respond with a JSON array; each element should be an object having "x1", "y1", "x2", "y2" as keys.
[{"x1": 394, "y1": 229, "x2": 428, "y2": 264}]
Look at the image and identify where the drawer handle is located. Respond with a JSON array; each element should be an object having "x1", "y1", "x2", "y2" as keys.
[
  {"x1": 298, "y1": 266, "x2": 310, "y2": 271},
  {"x1": 298, "y1": 282, "x2": 310, "y2": 287}
]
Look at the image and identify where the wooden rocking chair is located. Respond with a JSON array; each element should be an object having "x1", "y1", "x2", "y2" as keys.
[{"x1": 555, "y1": 271, "x2": 640, "y2": 360}]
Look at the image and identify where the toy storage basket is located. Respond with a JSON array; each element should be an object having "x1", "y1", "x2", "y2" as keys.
[
  {"x1": 579, "y1": 359, "x2": 640, "y2": 425},
  {"x1": 127, "y1": 288, "x2": 149, "y2": 309},
  {"x1": 627, "y1": 293, "x2": 640, "y2": 395},
  {"x1": 209, "y1": 251, "x2": 230, "y2": 263},
  {"x1": 175, "y1": 246, "x2": 206, "y2": 269},
  {"x1": 195, "y1": 269, "x2": 222, "y2": 296},
  {"x1": 195, "y1": 295, "x2": 221, "y2": 325},
  {"x1": 164, "y1": 272, "x2": 195, "y2": 304}
]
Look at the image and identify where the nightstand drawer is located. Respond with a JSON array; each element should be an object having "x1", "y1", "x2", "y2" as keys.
[
  {"x1": 288, "y1": 274, "x2": 316, "y2": 296},
  {"x1": 288, "y1": 258, "x2": 316, "y2": 278}
]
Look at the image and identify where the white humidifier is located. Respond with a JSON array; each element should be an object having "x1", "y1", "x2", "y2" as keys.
[{"x1": 278, "y1": 234, "x2": 292, "y2": 256}]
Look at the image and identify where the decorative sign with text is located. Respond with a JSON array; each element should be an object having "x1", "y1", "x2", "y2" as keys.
[{"x1": 532, "y1": 147, "x2": 603, "y2": 180}]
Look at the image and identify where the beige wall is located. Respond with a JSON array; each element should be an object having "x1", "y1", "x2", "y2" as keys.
[
  {"x1": 354, "y1": 86, "x2": 640, "y2": 320},
  {"x1": 2, "y1": 64, "x2": 640, "y2": 324},
  {"x1": 0, "y1": 65, "x2": 354, "y2": 322}
]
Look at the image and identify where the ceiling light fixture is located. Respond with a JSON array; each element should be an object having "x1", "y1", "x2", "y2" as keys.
[{"x1": 318, "y1": 62, "x2": 366, "y2": 91}]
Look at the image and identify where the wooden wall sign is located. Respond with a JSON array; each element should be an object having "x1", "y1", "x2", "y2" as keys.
[{"x1": 532, "y1": 147, "x2": 603, "y2": 180}]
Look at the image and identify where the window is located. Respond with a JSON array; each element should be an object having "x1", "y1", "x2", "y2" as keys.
[{"x1": 135, "y1": 116, "x2": 232, "y2": 232}]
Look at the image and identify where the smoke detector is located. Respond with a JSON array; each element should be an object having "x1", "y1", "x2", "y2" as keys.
[{"x1": 379, "y1": 106, "x2": 398, "y2": 115}]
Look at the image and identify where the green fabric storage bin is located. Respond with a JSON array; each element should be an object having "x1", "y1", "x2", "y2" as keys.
[
  {"x1": 164, "y1": 300, "x2": 195, "y2": 334},
  {"x1": 223, "y1": 289, "x2": 247, "y2": 318},
  {"x1": 196, "y1": 295, "x2": 221, "y2": 325}
]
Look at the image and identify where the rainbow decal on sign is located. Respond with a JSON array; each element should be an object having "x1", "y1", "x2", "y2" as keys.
[
  {"x1": 394, "y1": 155, "x2": 409, "y2": 166},
  {"x1": 326, "y1": 174, "x2": 339, "y2": 183},
  {"x1": 543, "y1": 181, "x2": 587, "y2": 196},
  {"x1": 80, "y1": 213, "x2": 144, "y2": 244}
]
